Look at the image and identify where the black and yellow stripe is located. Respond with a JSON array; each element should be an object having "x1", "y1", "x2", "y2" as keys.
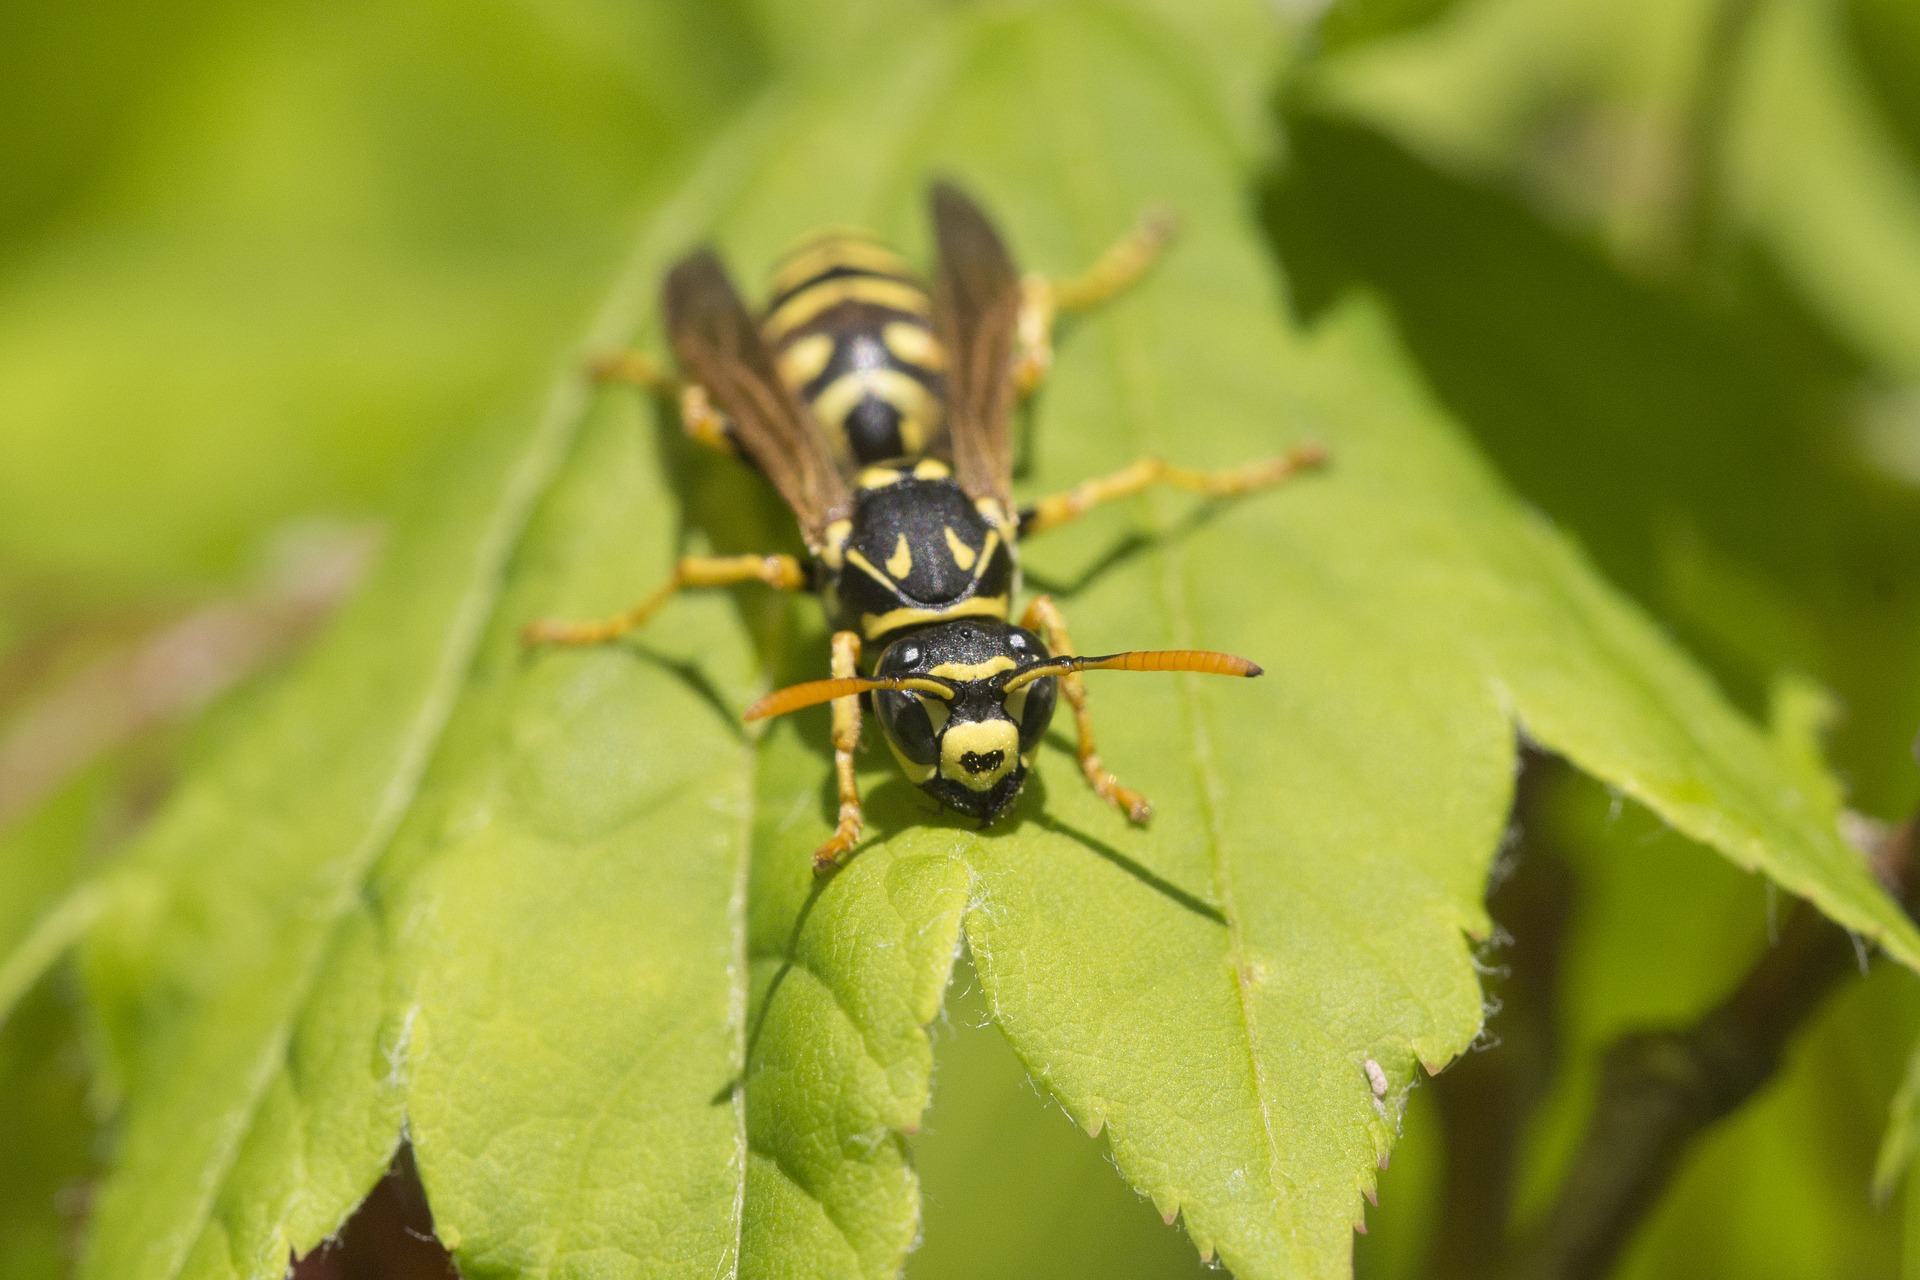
[{"x1": 761, "y1": 229, "x2": 948, "y2": 469}]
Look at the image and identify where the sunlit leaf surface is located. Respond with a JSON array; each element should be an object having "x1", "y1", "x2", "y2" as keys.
[
  {"x1": 1285, "y1": 3, "x2": 1920, "y2": 1265},
  {"x1": 8, "y1": 3, "x2": 1913, "y2": 1279}
]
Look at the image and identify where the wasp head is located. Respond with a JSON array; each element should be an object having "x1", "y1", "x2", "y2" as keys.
[
  {"x1": 742, "y1": 618, "x2": 1263, "y2": 840},
  {"x1": 868, "y1": 620, "x2": 1058, "y2": 823}
]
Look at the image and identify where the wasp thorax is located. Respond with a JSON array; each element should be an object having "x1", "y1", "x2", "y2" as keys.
[{"x1": 870, "y1": 619, "x2": 1060, "y2": 822}]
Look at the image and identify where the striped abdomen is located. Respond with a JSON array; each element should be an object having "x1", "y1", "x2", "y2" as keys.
[{"x1": 762, "y1": 230, "x2": 947, "y2": 469}]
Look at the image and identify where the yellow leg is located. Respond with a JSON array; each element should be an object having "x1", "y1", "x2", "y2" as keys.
[
  {"x1": 1019, "y1": 442, "x2": 1328, "y2": 538},
  {"x1": 587, "y1": 350, "x2": 736, "y2": 456},
  {"x1": 1019, "y1": 595, "x2": 1151, "y2": 824},
  {"x1": 1014, "y1": 208, "x2": 1178, "y2": 397},
  {"x1": 814, "y1": 631, "x2": 866, "y2": 872},
  {"x1": 588, "y1": 348, "x2": 675, "y2": 393},
  {"x1": 522, "y1": 554, "x2": 807, "y2": 648}
]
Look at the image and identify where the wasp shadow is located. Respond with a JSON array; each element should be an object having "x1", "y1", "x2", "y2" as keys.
[
  {"x1": 857, "y1": 762, "x2": 1227, "y2": 926},
  {"x1": 724, "y1": 870, "x2": 833, "y2": 1098},
  {"x1": 619, "y1": 641, "x2": 749, "y2": 742},
  {"x1": 1020, "y1": 499, "x2": 1232, "y2": 600},
  {"x1": 1025, "y1": 810, "x2": 1226, "y2": 926},
  {"x1": 1019, "y1": 762, "x2": 1228, "y2": 926},
  {"x1": 714, "y1": 738, "x2": 1227, "y2": 1106},
  {"x1": 715, "y1": 752, "x2": 965, "y2": 1103}
]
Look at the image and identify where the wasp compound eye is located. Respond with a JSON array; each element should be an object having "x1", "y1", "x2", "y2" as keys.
[
  {"x1": 873, "y1": 687, "x2": 942, "y2": 769},
  {"x1": 1006, "y1": 667, "x2": 1058, "y2": 756}
]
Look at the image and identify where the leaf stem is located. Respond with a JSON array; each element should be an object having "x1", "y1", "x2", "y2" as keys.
[{"x1": 1505, "y1": 810, "x2": 1917, "y2": 1280}]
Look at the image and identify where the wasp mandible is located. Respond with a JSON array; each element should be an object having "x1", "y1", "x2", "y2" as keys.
[{"x1": 527, "y1": 184, "x2": 1326, "y2": 870}]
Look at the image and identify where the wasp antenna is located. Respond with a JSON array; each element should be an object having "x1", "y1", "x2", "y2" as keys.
[
  {"x1": 1078, "y1": 649, "x2": 1264, "y2": 678},
  {"x1": 745, "y1": 677, "x2": 871, "y2": 722},
  {"x1": 1002, "y1": 649, "x2": 1261, "y2": 693},
  {"x1": 744, "y1": 675, "x2": 953, "y2": 722}
]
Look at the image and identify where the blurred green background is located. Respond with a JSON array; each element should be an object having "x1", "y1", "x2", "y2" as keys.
[{"x1": 4, "y1": 0, "x2": 1920, "y2": 1276}]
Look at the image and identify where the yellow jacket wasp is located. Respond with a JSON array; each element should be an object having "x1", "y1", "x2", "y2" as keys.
[{"x1": 527, "y1": 183, "x2": 1325, "y2": 870}]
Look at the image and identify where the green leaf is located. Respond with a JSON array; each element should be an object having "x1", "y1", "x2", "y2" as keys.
[
  {"x1": 1766, "y1": 673, "x2": 1846, "y2": 822},
  {"x1": 1304, "y1": 0, "x2": 1731, "y2": 265},
  {"x1": 1877, "y1": 1034, "x2": 1920, "y2": 1201},
  {"x1": 1266, "y1": 85, "x2": 1920, "y2": 1276},
  {"x1": 0, "y1": 980, "x2": 95, "y2": 1280},
  {"x1": 1265, "y1": 104, "x2": 1920, "y2": 813},
  {"x1": 0, "y1": 0, "x2": 759, "y2": 589},
  {"x1": 1307, "y1": 0, "x2": 1920, "y2": 380},
  {"x1": 907, "y1": 955, "x2": 1207, "y2": 1280},
  {"x1": 0, "y1": 773, "x2": 111, "y2": 1280},
  {"x1": 1849, "y1": 0, "x2": 1920, "y2": 168},
  {"x1": 0, "y1": 767, "x2": 106, "y2": 964},
  {"x1": 39, "y1": 4, "x2": 1920, "y2": 1280},
  {"x1": 1506, "y1": 769, "x2": 1913, "y2": 1280},
  {"x1": 1316, "y1": 0, "x2": 1466, "y2": 56},
  {"x1": 1908, "y1": 1161, "x2": 1920, "y2": 1280},
  {"x1": 1725, "y1": 0, "x2": 1920, "y2": 379}
]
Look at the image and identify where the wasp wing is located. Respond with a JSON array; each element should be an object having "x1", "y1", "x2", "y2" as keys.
[
  {"x1": 929, "y1": 182, "x2": 1020, "y2": 511},
  {"x1": 664, "y1": 250, "x2": 851, "y2": 547}
]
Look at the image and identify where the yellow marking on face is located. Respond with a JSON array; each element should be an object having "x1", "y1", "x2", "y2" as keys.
[
  {"x1": 769, "y1": 235, "x2": 909, "y2": 297},
  {"x1": 861, "y1": 595, "x2": 1010, "y2": 641},
  {"x1": 855, "y1": 466, "x2": 905, "y2": 490},
  {"x1": 820, "y1": 519, "x2": 852, "y2": 571},
  {"x1": 775, "y1": 333, "x2": 835, "y2": 387},
  {"x1": 885, "y1": 534, "x2": 913, "y2": 579},
  {"x1": 940, "y1": 719, "x2": 1019, "y2": 792},
  {"x1": 1004, "y1": 684, "x2": 1030, "y2": 723},
  {"x1": 928, "y1": 656, "x2": 1015, "y2": 682},
  {"x1": 880, "y1": 733, "x2": 938, "y2": 784},
  {"x1": 918, "y1": 694, "x2": 950, "y2": 735},
  {"x1": 912, "y1": 458, "x2": 951, "y2": 480},
  {"x1": 843, "y1": 547, "x2": 899, "y2": 591},
  {"x1": 943, "y1": 526, "x2": 977, "y2": 571},
  {"x1": 883, "y1": 320, "x2": 946, "y2": 371},
  {"x1": 765, "y1": 276, "x2": 930, "y2": 340}
]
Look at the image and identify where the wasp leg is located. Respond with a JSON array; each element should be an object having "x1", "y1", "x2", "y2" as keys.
[
  {"x1": 1019, "y1": 595, "x2": 1151, "y2": 823},
  {"x1": 1019, "y1": 443, "x2": 1327, "y2": 539},
  {"x1": 587, "y1": 350, "x2": 737, "y2": 457},
  {"x1": 813, "y1": 630, "x2": 866, "y2": 872},
  {"x1": 1014, "y1": 208, "x2": 1178, "y2": 397},
  {"x1": 522, "y1": 554, "x2": 807, "y2": 648}
]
